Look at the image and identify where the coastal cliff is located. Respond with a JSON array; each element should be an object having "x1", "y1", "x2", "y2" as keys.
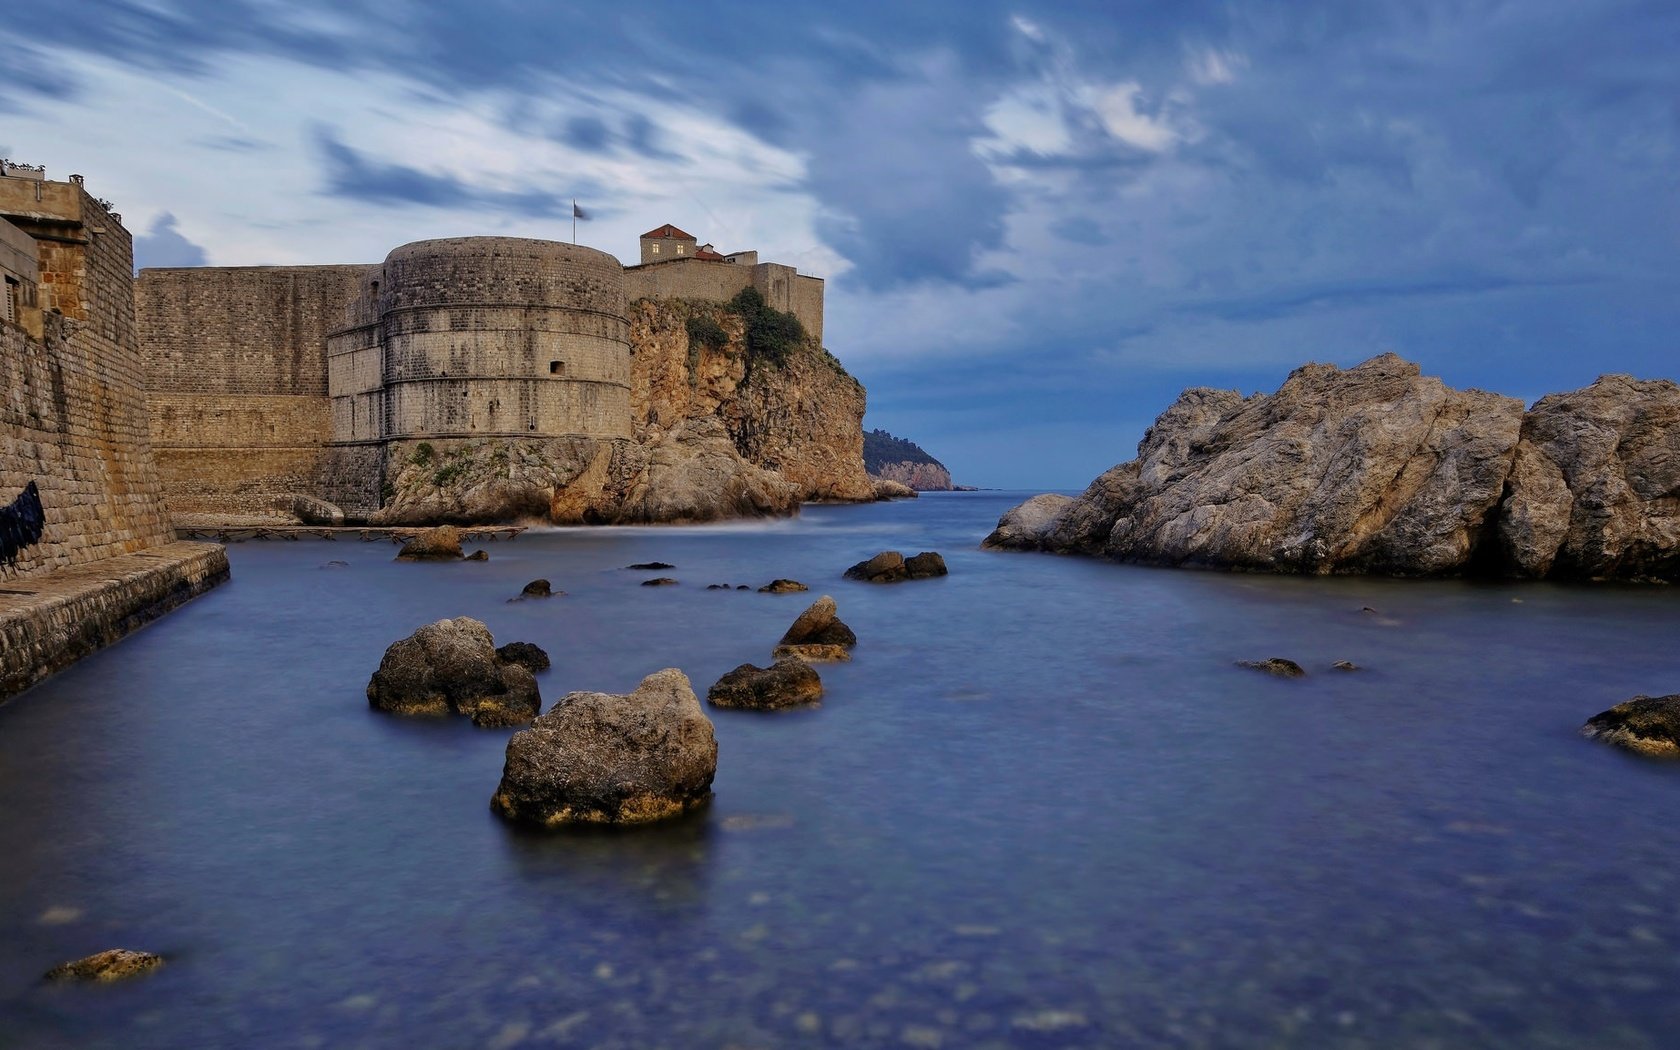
[
  {"x1": 986, "y1": 354, "x2": 1680, "y2": 581},
  {"x1": 375, "y1": 297, "x2": 872, "y2": 524},
  {"x1": 863, "y1": 429, "x2": 955, "y2": 491}
]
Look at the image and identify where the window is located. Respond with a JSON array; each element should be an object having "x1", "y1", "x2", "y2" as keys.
[
  {"x1": 651, "y1": 244, "x2": 660, "y2": 255},
  {"x1": 675, "y1": 244, "x2": 685, "y2": 255},
  {"x1": 3, "y1": 277, "x2": 16, "y2": 325},
  {"x1": 549, "y1": 361, "x2": 565, "y2": 376}
]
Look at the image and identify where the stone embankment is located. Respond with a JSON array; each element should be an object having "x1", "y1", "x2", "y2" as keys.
[{"x1": 986, "y1": 354, "x2": 1680, "y2": 582}]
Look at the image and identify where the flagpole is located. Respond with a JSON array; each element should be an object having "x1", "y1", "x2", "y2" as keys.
[{"x1": 572, "y1": 199, "x2": 577, "y2": 244}]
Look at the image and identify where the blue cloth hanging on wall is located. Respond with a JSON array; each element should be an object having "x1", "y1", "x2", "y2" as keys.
[{"x1": 0, "y1": 481, "x2": 45, "y2": 566}]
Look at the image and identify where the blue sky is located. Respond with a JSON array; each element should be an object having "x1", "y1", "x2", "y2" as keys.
[{"x1": 4, "y1": 2, "x2": 1677, "y2": 488}]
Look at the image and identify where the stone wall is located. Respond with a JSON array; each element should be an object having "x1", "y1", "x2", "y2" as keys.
[
  {"x1": 137, "y1": 264, "x2": 376, "y2": 517},
  {"x1": 624, "y1": 258, "x2": 825, "y2": 343},
  {"x1": 0, "y1": 181, "x2": 176, "y2": 582}
]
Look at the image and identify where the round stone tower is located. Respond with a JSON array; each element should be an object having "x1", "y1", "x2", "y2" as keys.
[{"x1": 375, "y1": 236, "x2": 631, "y2": 442}]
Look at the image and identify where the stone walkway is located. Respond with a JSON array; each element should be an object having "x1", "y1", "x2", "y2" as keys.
[{"x1": 0, "y1": 541, "x2": 229, "y2": 702}]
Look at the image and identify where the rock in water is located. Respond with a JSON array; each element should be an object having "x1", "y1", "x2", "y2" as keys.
[
  {"x1": 367, "y1": 617, "x2": 541, "y2": 727},
  {"x1": 708, "y1": 661, "x2": 823, "y2": 710},
  {"x1": 491, "y1": 668, "x2": 718, "y2": 826},
  {"x1": 758, "y1": 579, "x2": 809, "y2": 593},
  {"x1": 904, "y1": 551, "x2": 948, "y2": 578},
  {"x1": 45, "y1": 949, "x2": 163, "y2": 982},
  {"x1": 641, "y1": 577, "x2": 679, "y2": 587},
  {"x1": 1238, "y1": 658, "x2": 1306, "y2": 678},
  {"x1": 773, "y1": 644, "x2": 852, "y2": 663},
  {"x1": 982, "y1": 494, "x2": 1074, "y2": 550},
  {"x1": 987, "y1": 355, "x2": 1525, "y2": 575},
  {"x1": 395, "y1": 525, "x2": 464, "y2": 561},
  {"x1": 1582, "y1": 695, "x2": 1680, "y2": 756},
  {"x1": 872, "y1": 479, "x2": 918, "y2": 500},
  {"x1": 627, "y1": 562, "x2": 675, "y2": 571},
  {"x1": 519, "y1": 579, "x2": 554, "y2": 599},
  {"x1": 1498, "y1": 376, "x2": 1680, "y2": 581},
  {"x1": 844, "y1": 551, "x2": 906, "y2": 582},
  {"x1": 496, "y1": 641, "x2": 551, "y2": 673},
  {"x1": 779, "y1": 596, "x2": 858, "y2": 651}
]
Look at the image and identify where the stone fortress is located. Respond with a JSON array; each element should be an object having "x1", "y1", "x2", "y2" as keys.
[
  {"x1": 0, "y1": 163, "x2": 226, "y2": 700},
  {"x1": 139, "y1": 223, "x2": 832, "y2": 520}
]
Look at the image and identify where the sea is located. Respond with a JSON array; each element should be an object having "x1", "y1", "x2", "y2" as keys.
[{"x1": 1, "y1": 491, "x2": 1678, "y2": 1049}]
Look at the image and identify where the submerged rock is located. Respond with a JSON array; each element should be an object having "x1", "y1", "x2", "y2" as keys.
[
  {"x1": 758, "y1": 579, "x2": 809, "y2": 593},
  {"x1": 707, "y1": 660, "x2": 823, "y2": 710},
  {"x1": 45, "y1": 949, "x2": 163, "y2": 982},
  {"x1": 518, "y1": 579, "x2": 555, "y2": 599},
  {"x1": 491, "y1": 668, "x2": 718, "y2": 826},
  {"x1": 641, "y1": 577, "x2": 679, "y2": 587},
  {"x1": 366, "y1": 617, "x2": 541, "y2": 727},
  {"x1": 1582, "y1": 695, "x2": 1680, "y2": 757},
  {"x1": 1238, "y1": 658, "x2": 1306, "y2": 678},
  {"x1": 465, "y1": 549, "x2": 489, "y2": 562},
  {"x1": 628, "y1": 562, "x2": 675, "y2": 571},
  {"x1": 395, "y1": 525, "x2": 464, "y2": 561},
  {"x1": 1332, "y1": 660, "x2": 1361, "y2": 672}
]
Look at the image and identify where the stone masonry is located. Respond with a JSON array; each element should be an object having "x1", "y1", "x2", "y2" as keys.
[{"x1": 0, "y1": 165, "x2": 227, "y2": 702}]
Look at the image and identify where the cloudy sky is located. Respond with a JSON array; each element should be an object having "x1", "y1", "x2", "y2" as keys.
[{"x1": 4, "y1": 2, "x2": 1677, "y2": 487}]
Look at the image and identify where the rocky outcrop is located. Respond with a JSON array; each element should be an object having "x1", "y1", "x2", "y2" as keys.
[
  {"x1": 491, "y1": 668, "x2": 718, "y2": 826},
  {"x1": 368, "y1": 296, "x2": 872, "y2": 526},
  {"x1": 989, "y1": 354, "x2": 1680, "y2": 578},
  {"x1": 1239, "y1": 658, "x2": 1306, "y2": 678},
  {"x1": 986, "y1": 494, "x2": 1074, "y2": 549},
  {"x1": 496, "y1": 641, "x2": 550, "y2": 673},
  {"x1": 758, "y1": 579, "x2": 808, "y2": 593},
  {"x1": 366, "y1": 617, "x2": 542, "y2": 728},
  {"x1": 871, "y1": 479, "x2": 918, "y2": 500},
  {"x1": 863, "y1": 428, "x2": 955, "y2": 490},
  {"x1": 45, "y1": 949, "x2": 163, "y2": 982},
  {"x1": 872, "y1": 462, "x2": 953, "y2": 491},
  {"x1": 707, "y1": 660, "x2": 824, "y2": 710},
  {"x1": 1497, "y1": 376, "x2": 1680, "y2": 580},
  {"x1": 843, "y1": 550, "x2": 948, "y2": 582},
  {"x1": 394, "y1": 525, "x2": 464, "y2": 561},
  {"x1": 518, "y1": 579, "x2": 554, "y2": 599},
  {"x1": 1582, "y1": 695, "x2": 1680, "y2": 756}
]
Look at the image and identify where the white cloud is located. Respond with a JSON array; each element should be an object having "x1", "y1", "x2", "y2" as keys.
[
  {"x1": 1085, "y1": 81, "x2": 1179, "y2": 153},
  {"x1": 1187, "y1": 48, "x2": 1244, "y2": 86}
]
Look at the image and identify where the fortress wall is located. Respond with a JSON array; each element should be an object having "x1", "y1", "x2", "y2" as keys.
[
  {"x1": 371, "y1": 239, "x2": 632, "y2": 443},
  {"x1": 136, "y1": 264, "x2": 376, "y2": 516},
  {"x1": 137, "y1": 264, "x2": 378, "y2": 396},
  {"x1": 625, "y1": 258, "x2": 755, "y2": 310},
  {"x1": 625, "y1": 258, "x2": 825, "y2": 343},
  {"x1": 385, "y1": 378, "x2": 630, "y2": 439},
  {"x1": 0, "y1": 183, "x2": 178, "y2": 582}
]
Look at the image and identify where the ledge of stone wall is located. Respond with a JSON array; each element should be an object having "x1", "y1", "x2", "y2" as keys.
[{"x1": 0, "y1": 541, "x2": 230, "y2": 702}]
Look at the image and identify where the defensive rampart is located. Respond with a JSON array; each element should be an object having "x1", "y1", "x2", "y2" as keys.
[
  {"x1": 624, "y1": 258, "x2": 824, "y2": 343},
  {"x1": 0, "y1": 169, "x2": 227, "y2": 702}
]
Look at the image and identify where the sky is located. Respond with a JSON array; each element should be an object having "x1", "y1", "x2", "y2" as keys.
[{"x1": 3, "y1": 1, "x2": 1677, "y2": 488}]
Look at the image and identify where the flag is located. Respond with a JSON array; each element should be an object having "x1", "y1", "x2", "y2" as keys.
[{"x1": 572, "y1": 201, "x2": 589, "y2": 220}]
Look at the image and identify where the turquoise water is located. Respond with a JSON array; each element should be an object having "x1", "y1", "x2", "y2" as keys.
[{"x1": 2, "y1": 492, "x2": 1679, "y2": 1048}]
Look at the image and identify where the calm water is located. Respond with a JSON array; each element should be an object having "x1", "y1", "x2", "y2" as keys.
[{"x1": 2, "y1": 492, "x2": 1679, "y2": 1049}]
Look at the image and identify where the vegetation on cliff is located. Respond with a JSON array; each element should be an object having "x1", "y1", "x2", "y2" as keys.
[{"x1": 863, "y1": 429, "x2": 954, "y2": 491}]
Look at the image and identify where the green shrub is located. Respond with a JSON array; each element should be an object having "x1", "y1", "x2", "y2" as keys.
[
  {"x1": 410, "y1": 441, "x2": 435, "y2": 467},
  {"x1": 685, "y1": 314, "x2": 728, "y2": 351},
  {"x1": 726, "y1": 287, "x2": 806, "y2": 367}
]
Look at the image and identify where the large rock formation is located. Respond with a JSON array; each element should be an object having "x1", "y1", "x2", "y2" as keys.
[
  {"x1": 491, "y1": 668, "x2": 718, "y2": 826},
  {"x1": 371, "y1": 299, "x2": 871, "y2": 525},
  {"x1": 1497, "y1": 376, "x2": 1680, "y2": 580},
  {"x1": 986, "y1": 355, "x2": 1680, "y2": 581},
  {"x1": 1582, "y1": 695, "x2": 1680, "y2": 757},
  {"x1": 863, "y1": 428, "x2": 955, "y2": 491}
]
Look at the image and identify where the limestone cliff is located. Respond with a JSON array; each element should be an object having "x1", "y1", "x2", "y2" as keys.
[
  {"x1": 862, "y1": 429, "x2": 955, "y2": 491},
  {"x1": 987, "y1": 354, "x2": 1680, "y2": 581},
  {"x1": 373, "y1": 297, "x2": 871, "y2": 524}
]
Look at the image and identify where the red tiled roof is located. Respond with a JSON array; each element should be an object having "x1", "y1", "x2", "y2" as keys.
[
  {"x1": 640, "y1": 223, "x2": 697, "y2": 241},
  {"x1": 694, "y1": 249, "x2": 726, "y2": 261}
]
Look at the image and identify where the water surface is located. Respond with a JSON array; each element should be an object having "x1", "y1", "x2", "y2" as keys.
[{"x1": 2, "y1": 493, "x2": 1678, "y2": 1048}]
